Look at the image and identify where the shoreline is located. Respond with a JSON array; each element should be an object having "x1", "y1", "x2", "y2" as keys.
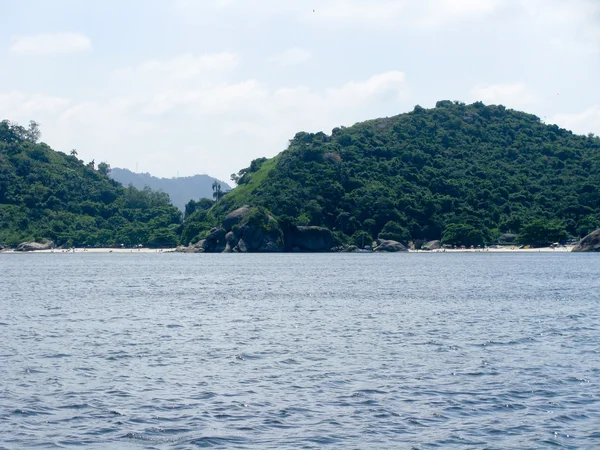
[{"x1": 0, "y1": 246, "x2": 576, "y2": 254}]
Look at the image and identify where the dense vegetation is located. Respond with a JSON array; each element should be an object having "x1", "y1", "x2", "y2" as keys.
[
  {"x1": 185, "y1": 101, "x2": 600, "y2": 247},
  {"x1": 109, "y1": 168, "x2": 230, "y2": 211},
  {"x1": 0, "y1": 120, "x2": 182, "y2": 248}
]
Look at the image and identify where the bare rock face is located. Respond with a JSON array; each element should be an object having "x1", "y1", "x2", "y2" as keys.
[
  {"x1": 16, "y1": 240, "x2": 55, "y2": 252},
  {"x1": 572, "y1": 229, "x2": 600, "y2": 252},
  {"x1": 373, "y1": 239, "x2": 408, "y2": 252},
  {"x1": 286, "y1": 226, "x2": 334, "y2": 252}
]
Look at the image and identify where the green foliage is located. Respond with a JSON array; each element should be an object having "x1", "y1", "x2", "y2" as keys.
[
  {"x1": 352, "y1": 230, "x2": 373, "y2": 248},
  {"x1": 196, "y1": 101, "x2": 600, "y2": 247},
  {"x1": 379, "y1": 221, "x2": 411, "y2": 243},
  {"x1": 442, "y1": 223, "x2": 487, "y2": 247},
  {"x1": 518, "y1": 219, "x2": 568, "y2": 247},
  {"x1": 0, "y1": 121, "x2": 182, "y2": 248}
]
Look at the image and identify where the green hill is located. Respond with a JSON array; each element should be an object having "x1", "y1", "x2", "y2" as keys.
[
  {"x1": 0, "y1": 120, "x2": 182, "y2": 248},
  {"x1": 184, "y1": 101, "x2": 600, "y2": 248}
]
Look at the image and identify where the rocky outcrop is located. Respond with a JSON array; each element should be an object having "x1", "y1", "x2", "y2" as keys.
[
  {"x1": 572, "y1": 229, "x2": 600, "y2": 252},
  {"x1": 201, "y1": 227, "x2": 228, "y2": 253},
  {"x1": 421, "y1": 240, "x2": 441, "y2": 250},
  {"x1": 16, "y1": 240, "x2": 55, "y2": 252},
  {"x1": 331, "y1": 245, "x2": 361, "y2": 253},
  {"x1": 222, "y1": 206, "x2": 250, "y2": 231},
  {"x1": 228, "y1": 208, "x2": 284, "y2": 252},
  {"x1": 373, "y1": 239, "x2": 408, "y2": 252},
  {"x1": 189, "y1": 207, "x2": 284, "y2": 253},
  {"x1": 286, "y1": 226, "x2": 334, "y2": 252}
]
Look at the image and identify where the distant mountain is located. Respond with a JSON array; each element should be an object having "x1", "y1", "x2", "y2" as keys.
[{"x1": 109, "y1": 168, "x2": 231, "y2": 211}]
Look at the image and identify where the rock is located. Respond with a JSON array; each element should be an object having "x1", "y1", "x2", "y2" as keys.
[
  {"x1": 235, "y1": 239, "x2": 249, "y2": 253},
  {"x1": 174, "y1": 245, "x2": 203, "y2": 253},
  {"x1": 331, "y1": 245, "x2": 360, "y2": 253},
  {"x1": 201, "y1": 227, "x2": 227, "y2": 253},
  {"x1": 421, "y1": 240, "x2": 441, "y2": 250},
  {"x1": 232, "y1": 209, "x2": 284, "y2": 252},
  {"x1": 222, "y1": 206, "x2": 250, "y2": 232},
  {"x1": 223, "y1": 231, "x2": 238, "y2": 253},
  {"x1": 572, "y1": 229, "x2": 600, "y2": 252},
  {"x1": 286, "y1": 226, "x2": 334, "y2": 252},
  {"x1": 373, "y1": 239, "x2": 408, "y2": 252},
  {"x1": 16, "y1": 240, "x2": 55, "y2": 252},
  {"x1": 191, "y1": 207, "x2": 284, "y2": 253}
]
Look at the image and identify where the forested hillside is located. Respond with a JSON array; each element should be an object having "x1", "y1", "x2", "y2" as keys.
[
  {"x1": 109, "y1": 168, "x2": 230, "y2": 211},
  {"x1": 0, "y1": 120, "x2": 182, "y2": 248},
  {"x1": 185, "y1": 101, "x2": 600, "y2": 247}
]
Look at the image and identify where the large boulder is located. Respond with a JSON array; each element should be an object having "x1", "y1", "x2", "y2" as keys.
[
  {"x1": 174, "y1": 245, "x2": 203, "y2": 253},
  {"x1": 373, "y1": 239, "x2": 408, "y2": 252},
  {"x1": 222, "y1": 206, "x2": 250, "y2": 232},
  {"x1": 286, "y1": 226, "x2": 334, "y2": 252},
  {"x1": 16, "y1": 240, "x2": 55, "y2": 252},
  {"x1": 200, "y1": 227, "x2": 227, "y2": 253},
  {"x1": 228, "y1": 207, "x2": 284, "y2": 253},
  {"x1": 189, "y1": 206, "x2": 284, "y2": 253},
  {"x1": 421, "y1": 240, "x2": 441, "y2": 250},
  {"x1": 572, "y1": 229, "x2": 600, "y2": 252}
]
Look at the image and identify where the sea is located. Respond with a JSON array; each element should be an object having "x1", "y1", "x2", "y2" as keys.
[{"x1": 0, "y1": 252, "x2": 599, "y2": 449}]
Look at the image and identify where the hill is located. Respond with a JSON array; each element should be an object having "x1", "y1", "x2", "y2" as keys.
[
  {"x1": 0, "y1": 120, "x2": 182, "y2": 248},
  {"x1": 109, "y1": 168, "x2": 231, "y2": 211},
  {"x1": 183, "y1": 101, "x2": 600, "y2": 248}
]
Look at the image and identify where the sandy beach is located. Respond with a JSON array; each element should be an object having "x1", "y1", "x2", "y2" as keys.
[
  {"x1": 0, "y1": 248, "x2": 175, "y2": 254},
  {"x1": 410, "y1": 245, "x2": 575, "y2": 253},
  {"x1": 1, "y1": 246, "x2": 575, "y2": 254}
]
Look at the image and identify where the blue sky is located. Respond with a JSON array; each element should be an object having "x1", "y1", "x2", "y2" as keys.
[{"x1": 1, "y1": 0, "x2": 599, "y2": 182}]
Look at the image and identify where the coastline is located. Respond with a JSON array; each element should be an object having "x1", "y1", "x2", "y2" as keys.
[
  {"x1": 0, "y1": 246, "x2": 575, "y2": 254},
  {"x1": 0, "y1": 248, "x2": 174, "y2": 254}
]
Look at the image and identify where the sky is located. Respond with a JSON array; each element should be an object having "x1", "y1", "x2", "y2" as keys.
[{"x1": 1, "y1": 0, "x2": 599, "y2": 183}]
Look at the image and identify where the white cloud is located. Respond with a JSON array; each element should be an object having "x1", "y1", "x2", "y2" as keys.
[
  {"x1": 551, "y1": 106, "x2": 600, "y2": 136},
  {"x1": 114, "y1": 53, "x2": 239, "y2": 81},
  {"x1": 9, "y1": 33, "x2": 92, "y2": 55},
  {"x1": 270, "y1": 47, "x2": 312, "y2": 66},
  {"x1": 37, "y1": 60, "x2": 408, "y2": 180},
  {"x1": 469, "y1": 82, "x2": 538, "y2": 108},
  {"x1": 0, "y1": 92, "x2": 71, "y2": 118}
]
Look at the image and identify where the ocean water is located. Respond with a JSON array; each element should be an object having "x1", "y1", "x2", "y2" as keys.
[{"x1": 0, "y1": 252, "x2": 599, "y2": 449}]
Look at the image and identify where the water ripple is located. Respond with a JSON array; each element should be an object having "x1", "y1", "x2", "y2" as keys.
[{"x1": 0, "y1": 252, "x2": 599, "y2": 448}]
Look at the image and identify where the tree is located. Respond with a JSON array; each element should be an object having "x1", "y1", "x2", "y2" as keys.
[
  {"x1": 212, "y1": 180, "x2": 223, "y2": 201},
  {"x1": 184, "y1": 198, "x2": 213, "y2": 219},
  {"x1": 379, "y1": 221, "x2": 410, "y2": 243},
  {"x1": 97, "y1": 162, "x2": 111, "y2": 176},
  {"x1": 70, "y1": 149, "x2": 78, "y2": 157},
  {"x1": 518, "y1": 219, "x2": 568, "y2": 247},
  {"x1": 442, "y1": 223, "x2": 487, "y2": 247},
  {"x1": 25, "y1": 121, "x2": 41, "y2": 143}
]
